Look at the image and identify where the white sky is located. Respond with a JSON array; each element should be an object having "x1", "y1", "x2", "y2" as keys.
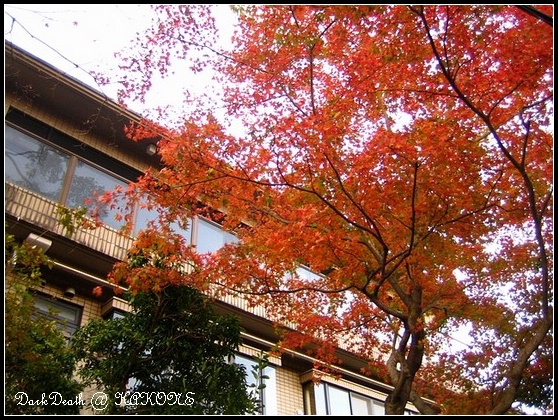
[
  {"x1": 5, "y1": 5, "x2": 152, "y2": 99},
  {"x1": 4, "y1": 4, "x2": 237, "y2": 117}
]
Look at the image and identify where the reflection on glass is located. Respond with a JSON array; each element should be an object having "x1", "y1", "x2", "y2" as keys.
[
  {"x1": 134, "y1": 204, "x2": 160, "y2": 236},
  {"x1": 134, "y1": 203, "x2": 192, "y2": 242},
  {"x1": 373, "y1": 399, "x2": 386, "y2": 415},
  {"x1": 296, "y1": 266, "x2": 321, "y2": 281},
  {"x1": 312, "y1": 383, "x2": 383, "y2": 415},
  {"x1": 33, "y1": 294, "x2": 82, "y2": 337},
  {"x1": 196, "y1": 218, "x2": 238, "y2": 254},
  {"x1": 328, "y1": 385, "x2": 352, "y2": 415},
  {"x1": 5, "y1": 125, "x2": 70, "y2": 201},
  {"x1": 234, "y1": 354, "x2": 277, "y2": 415},
  {"x1": 67, "y1": 161, "x2": 127, "y2": 229},
  {"x1": 314, "y1": 383, "x2": 327, "y2": 415},
  {"x1": 351, "y1": 393, "x2": 373, "y2": 415}
]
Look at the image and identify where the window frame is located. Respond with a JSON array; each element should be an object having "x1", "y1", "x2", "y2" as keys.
[
  {"x1": 194, "y1": 216, "x2": 239, "y2": 254},
  {"x1": 304, "y1": 381, "x2": 396, "y2": 415},
  {"x1": 5, "y1": 109, "x2": 141, "y2": 231},
  {"x1": 233, "y1": 353, "x2": 278, "y2": 415},
  {"x1": 32, "y1": 291, "x2": 83, "y2": 339}
]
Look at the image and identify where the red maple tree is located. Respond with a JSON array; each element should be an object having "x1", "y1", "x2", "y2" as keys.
[{"x1": 100, "y1": 5, "x2": 552, "y2": 414}]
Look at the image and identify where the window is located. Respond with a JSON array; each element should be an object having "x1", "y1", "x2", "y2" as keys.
[
  {"x1": 195, "y1": 217, "x2": 238, "y2": 254},
  {"x1": 103, "y1": 310, "x2": 127, "y2": 320},
  {"x1": 234, "y1": 354, "x2": 277, "y2": 415},
  {"x1": 294, "y1": 266, "x2": 322, "y2": 282},
  {"x1": 5, "y1": 125, "x2": 70, "y2": 202},
  {"x1": 351, "y1": 393, "x2": 375, "y2": 415},
  {"x1": 328, "y1": 385, "x2": 352, "y2": 415},
  {"x1": 33, "y1": 293, "x2": 82, "y2": 339},
  {"x1": 304, "y1": 382, "x2": 387, "y2": 415},
  {"x1": 5, "y1": 109, "x2": 248, "y2": 245},
  {"x1": 133, "y1": 202, "x2": 193, "y2": 241},
  {"x1": 67, "y1": 160, "x2": 128, "y2": 227},
  {"x1": 5, "y1": 109, "x2": 139, "y2": 231}
]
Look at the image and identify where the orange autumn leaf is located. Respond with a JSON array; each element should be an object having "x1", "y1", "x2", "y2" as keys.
[{"x1": 92, "y1": 286, "x2": 103, "y2": 297}]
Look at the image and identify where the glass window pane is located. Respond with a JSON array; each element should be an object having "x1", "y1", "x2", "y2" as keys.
[
  {"x1": 234, "y1": 354, "x2": 277, "y2": 415},
  {"x1": 5, "y1": 125, "x2": 70, "y2": 201},
  {"x1": 169, "y1": 219, "x2": 192, "y2": 243},
  {"x1": 351, "y1": 393, "x2": 373, "y2": 415},
  {"x1": 234, "y1": 354, "x2": 258, "y2": 389},
  {"x1": 328, "y1": 385, "x2": 351, "y2": 415},
  {"x1": 134, "y1": 204, "x2": 192, "y2": 242},
  {"x1": 234, "y1": 355, "x2": 260, "y2": 411},
  {"x1": 373, "y1": 399, "x2": 386, "y2": 415},
  {"x1": 196, "y1": 218, "x2": 238, "y2": 254},
  {"x1": 261, "y1": 365, "x2": 277, "y2": 415},
  {"x1": 296, "y1": 266, "x2": 321, "y2": 281},
  {"x1": 314, "y1": 383, "x2": 327, "y2": 415},
  {"x1": 134, "y1": 205, "x2": 159, "y2": 236},
  {"x1": 67, "y1": 161, "x2": 128, "y2": 229},
  {"x1": 33, "y1": 294, "x2": 82, "y2": 336},
  {"x1": 104, "y1": 310, "x2": 127, "y2": 320}
]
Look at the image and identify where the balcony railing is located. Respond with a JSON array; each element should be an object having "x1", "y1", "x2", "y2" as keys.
[
  {"x1": 5, "y1": 182, "x2": 272, "y2": 316},
  {"x1": 5, "y1": 182, "x2": 132, "y2": 261}
]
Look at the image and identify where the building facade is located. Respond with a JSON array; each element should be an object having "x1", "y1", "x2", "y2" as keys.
[{"x1": 5, "y1": 41, "x2": 418, "y2": 415}]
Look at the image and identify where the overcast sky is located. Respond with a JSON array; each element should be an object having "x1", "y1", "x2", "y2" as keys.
[
  {"x1": 4, "y1": 4, "x2": 237, "y2": 117},
  {"x1": 4, "y1": 5, "x2": 155, "y2": 99}
]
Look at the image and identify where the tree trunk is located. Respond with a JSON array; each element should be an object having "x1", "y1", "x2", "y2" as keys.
[
  {"x1": 385, "y1": 320, "x2": 426, "y2": 412},
  {"x1": 489, "y1": 317, "x2": 553, "y2": 414}
]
